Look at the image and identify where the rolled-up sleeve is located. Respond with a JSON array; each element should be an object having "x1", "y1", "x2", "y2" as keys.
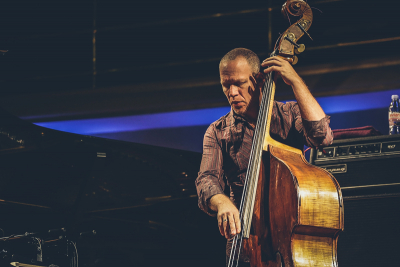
[
  {"x1": 195, "y1": 124, "x2": 225, "y2": 216},
  {"x1": 275, "y1": 101, "x2": 333, "y2": 148},
  {"x1": 302, "y1": 115, "x2": 333, "y2": 148}
]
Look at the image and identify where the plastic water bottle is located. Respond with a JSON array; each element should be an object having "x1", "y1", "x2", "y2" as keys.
[{"x1": 389, "y1": 95, "x2": 400, "y2": 135}]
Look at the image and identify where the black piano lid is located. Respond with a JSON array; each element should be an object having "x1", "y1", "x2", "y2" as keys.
[
  {"x1": 0, "y1": 106, "x2": 202, "y2": 224},
  {"x1": 0, "y1": 108, "x2": 228, "y2": 267}
]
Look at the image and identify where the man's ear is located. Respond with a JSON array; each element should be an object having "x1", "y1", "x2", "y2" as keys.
[{"x1": 252, "y1": 72, "x2": 265, "y2": 89}]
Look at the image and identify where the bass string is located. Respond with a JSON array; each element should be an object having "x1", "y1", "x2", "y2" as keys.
[
  {"x1": 232, "y1": 72, "x2": 273, "y2": 266},
  {"x1": 228, "y1": 67, "x2": 275, "y2": 267},
  {"x1": 242, "y1": 70, "x2": 274, "y2": 229},
  {"x1": 239, "y1": 67, "x2": 274, "y2": 230}
]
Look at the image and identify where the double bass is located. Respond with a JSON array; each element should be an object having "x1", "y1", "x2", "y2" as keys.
[{"x1": 228, "y1": 1, "x2": 344, "y2": 266}]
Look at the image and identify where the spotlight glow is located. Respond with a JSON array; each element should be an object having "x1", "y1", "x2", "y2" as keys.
[{"x1": 31, "y1": 89, "x2": 399, "y2": 135}]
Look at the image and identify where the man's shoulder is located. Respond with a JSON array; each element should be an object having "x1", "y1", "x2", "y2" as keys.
[
  {"x1": 208, "y1": 111, "x2": 233, "y2": 131},
  {"x1": 274, "y1": 100, "x2": 298, "y2": 107},
  {"x1": 273, "y1": 100, "x2": 299, "y2": 113}
]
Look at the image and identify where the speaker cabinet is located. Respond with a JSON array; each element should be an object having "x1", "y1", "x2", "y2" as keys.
[{"x1": 310, "y1": 135, "x2": 400, "y2": 267}]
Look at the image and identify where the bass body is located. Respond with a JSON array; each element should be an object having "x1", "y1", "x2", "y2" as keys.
[{"x1": 229, "y1": 1, "x2": 344, "y2": 266}]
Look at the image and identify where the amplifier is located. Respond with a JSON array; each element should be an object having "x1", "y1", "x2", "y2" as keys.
[{"x1": 310, "y1": 135, "x2": 400, "y2": 267}]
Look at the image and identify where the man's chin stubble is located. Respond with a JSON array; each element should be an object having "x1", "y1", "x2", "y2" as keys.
[{"x1": 232, "y1": 106, "x2": 248, "y2": 116}]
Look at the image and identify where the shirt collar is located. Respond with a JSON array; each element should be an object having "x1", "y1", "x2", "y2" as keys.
[
  {"x1": 230, "y1": 109, "x2": 254, "y2": 127},
  {"x1": 230, "y1": 109, "x2": 243, "y2": 122}
]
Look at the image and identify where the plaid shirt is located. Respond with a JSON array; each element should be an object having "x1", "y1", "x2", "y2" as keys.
[{"x1": 196, "y1": 101, "x2": 333, "y2": 216}]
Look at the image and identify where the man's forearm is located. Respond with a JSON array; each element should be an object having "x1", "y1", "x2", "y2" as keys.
[
  {"x1": 209, "y1": 193, "x2": 241, "y2": 238},
  {"x1": 291, "y1": 78, "x2": 326, "y2": 122},
  {"x1": 261, "y1": 56, "x2": 326, "y2": 122},
  {"x1": 209, "y1": 193, "x2": 232, "y2": 212}
]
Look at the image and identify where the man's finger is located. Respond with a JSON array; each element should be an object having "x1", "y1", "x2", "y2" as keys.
[
  {"x1": 218, "y1": 215, "x2": 224, "y2": 236},
  {"x1": 222, "y1": 216, "x2": 229, "y2": 238},
  {"x1": 262, "y1": 57, "x2": 282, "y2": 65},
  {"x1": 233, "y1": 212, "x2": 241, "y2": 234},
  {"x1": 263, "y1": 66, "x2": 280, "y2": 74},
  {"x1": 228, "y1": 213, "x2": 236, "y2": 236},
  {"x1": 262, "y1": 56, "x2": 276, "y2": 63}
]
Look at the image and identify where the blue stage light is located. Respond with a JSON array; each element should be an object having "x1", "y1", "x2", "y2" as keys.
[{"x1": 31, "y1": 89, "x2": 399, "y2": 135}]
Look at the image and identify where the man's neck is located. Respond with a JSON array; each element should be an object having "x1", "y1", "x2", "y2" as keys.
[{"x1": 233, "y1": 110, "x2": 257, "y2": 127}]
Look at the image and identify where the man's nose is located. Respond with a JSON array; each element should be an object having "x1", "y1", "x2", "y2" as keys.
[{"x1": 229, "y1": 85, "x2": 239, "y2": 97}]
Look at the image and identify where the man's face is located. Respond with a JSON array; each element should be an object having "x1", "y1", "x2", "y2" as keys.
[{"x1": 220, "y1": 57, "x2": 259, "y2": 119}]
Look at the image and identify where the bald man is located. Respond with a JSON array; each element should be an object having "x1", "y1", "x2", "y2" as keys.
[{"x1": 195, "y1": 48, "x2": 333, "y2": 266}]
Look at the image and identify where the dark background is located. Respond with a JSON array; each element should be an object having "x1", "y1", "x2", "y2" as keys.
[
  {"x1": 0, "y1": 0, "x2": 399, "y2": 266},
  {"x1": 0, "y1": 0, "x2": 398, "y2": 123}
]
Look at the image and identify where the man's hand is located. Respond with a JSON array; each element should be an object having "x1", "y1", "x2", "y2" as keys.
[
  {"x1": 209, "y1": 194, "x2": 241, "y2": 239},
  {"x1": 260, "y1": 56, "x2": 326, "y2": 121},
  {"x1": 261, "y1": 56, "x2": 302, "y2": 87}
]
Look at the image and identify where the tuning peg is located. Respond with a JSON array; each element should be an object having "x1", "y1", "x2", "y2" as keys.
[
  {"x1": 297, "y1": 22, "x2": 313, "y2": 41},
  {"x1": 295, "y1": 44, "x2": 305, "y2": 54},
  {"x1": 292, "y1": 56, "x2": 298, "y2": 65},
  {"x1": 284, "y1": 35, "x2": 305, "y2": 55}
]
